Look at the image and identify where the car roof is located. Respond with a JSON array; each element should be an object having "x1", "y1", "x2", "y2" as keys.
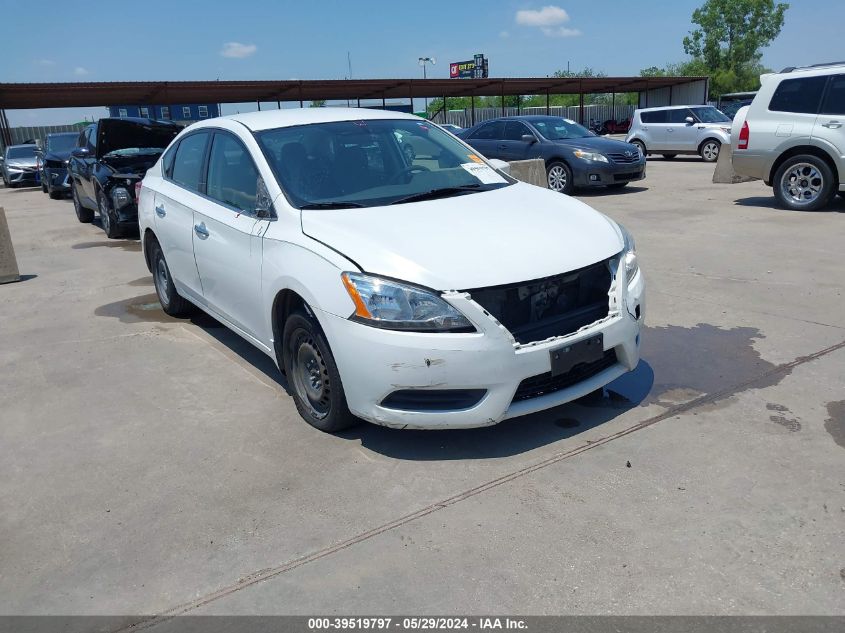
[
  {"x1": 636, "y1": 105, "x2": 711, "y2": 112},
  {"x1": 215, "y1": 107, "x2": 423, "y2": 132}
]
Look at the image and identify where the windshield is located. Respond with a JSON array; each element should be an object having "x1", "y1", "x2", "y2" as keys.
[
  {"x1": 690, "y1": 107, "x2": 731, "y2": 123},
  {"x1": 7, "y1": 146, "x2": 37, "y2": 159},
  {"x1": 530, "y1": 117, "x2": 594, "y2": 140},
  {"x1": 46, "y1": 134, "x2": 79, "y2": 153},
  {"x1": 256, "y1": 118, "x2": 513, "y2": 208}
]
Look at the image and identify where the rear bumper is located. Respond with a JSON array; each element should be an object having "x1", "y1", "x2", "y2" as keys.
[{"x1": 573, "y1": 160, "x2": 646, "y2": 188}]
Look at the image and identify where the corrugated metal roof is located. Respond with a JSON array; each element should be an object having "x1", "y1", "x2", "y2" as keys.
[{"x1": 0, "y1": 77, "x2": 709, "y2": 109}]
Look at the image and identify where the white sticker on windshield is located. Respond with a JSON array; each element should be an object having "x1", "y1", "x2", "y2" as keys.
[{"x1": 460, "y1": 162, "x2": 507, "y2": 184}]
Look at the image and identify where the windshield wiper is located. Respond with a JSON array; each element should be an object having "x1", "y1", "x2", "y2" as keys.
[
  {"x1": 389, "y1": 184, "x2": 485, "y2": 205},
  {"x1": 299, "y1": 201, "x2": 365, "y2": 210}
]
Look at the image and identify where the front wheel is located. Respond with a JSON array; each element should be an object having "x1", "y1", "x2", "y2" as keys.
[
  {"x1": 699, "y1": 140, "x2": 721, "y2": 162},
  {"x1": 41, "y1": 181, "x2": 48, "y2": 193},
  {"x1": 98, "y1": 189, "x2": 123, "y2": 239},
  {"x1": 283, "y1": 310, "x2": 358, "y2": 433},
  {"x1": 546, "y1": 161, "x2": 574, "y2": 194},
  {"x1": 631, "y1": 140, "x2": 646, "y2": 157},
  {"x1": 150, "y1": 240, "x2": 192, "y2": 317},
  {"x1": 72, "y1": 183, "x2": 94, "y2": 223},
  {"x1": 772, "y1": 155, "x2": 836, "y2": 211}
]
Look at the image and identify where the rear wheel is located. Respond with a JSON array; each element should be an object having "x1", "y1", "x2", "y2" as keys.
[
  {"x1": 772, "y1": 155, "x2": 836, "y2": 211},
  {"x1": 283, "y1": 310, "x2": 358, "y2": 433},
  {"x1": 49, "y1": 189, "x2": 62, "y2": 200},
  {"x1": 699, "y1": 139, "x2": 721, "y2": 162},
  {"x1": 546, "y1": 161, "x2": 574, "y2": 194},
  {"x1": 41, "y1": 181, "x2": 48, "y2": 193},
  {"x1": 72, "y1": 183, "x2": 94, "y2": 223},
  {"x1": 98, "y1": 188, "x2": 123, "y2": 239},
  {"x1": 150, "y1": 240, "x2": 192, "y2": 317}
]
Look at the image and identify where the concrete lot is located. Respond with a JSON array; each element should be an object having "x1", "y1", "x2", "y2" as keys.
[{"x1": 1, "y1": 158, "x2": 843, "y2": 620}]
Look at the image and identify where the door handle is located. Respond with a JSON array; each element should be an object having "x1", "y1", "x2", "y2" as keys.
[
  {"x1": 194, "y1": 222, "x2": 209, "y2": 238},
  {"x1": 155, "y1": 204, "x2": 166, "y2": 217},
  {"x1": 821, "y1": 120, "x2": 842, "y2": 129}
]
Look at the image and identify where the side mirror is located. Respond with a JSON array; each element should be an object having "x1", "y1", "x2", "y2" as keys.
[
  {"x1": 684, "y1": 116, "x2": 695, "y2": 125},
  {"x1": 488, "y1": 158, "x2": 510, "y2": 175},
  {"x1": 521, "y1": 134, "x2": 537, "y2": 144},
  {"x1": 71, "y1": 147, "x2": 90, "y2": 158}
]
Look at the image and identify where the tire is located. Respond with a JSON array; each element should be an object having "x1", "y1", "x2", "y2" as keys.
[
  {"x1": 837, "y1": 191, "x2": 845, "y2": 199},
  {"x1": 699, "y1": 139, "x2": 721, "y2": 162},
  {"x1": 97, "y1": 188, "x2": 123, "y2": 239},
  {"x1": 662, "y1": 153, "x2": 678, "y2": 160},
  {"x1": 72, "y1": 183, "x2": 94, "y2": 223},
  {"x1": 283, "y1": 309, "x2": 358, "y2": 433},
  {"x1": 150, "y1": 239, "x2": 192, "y2": 317},
  {"x1": 631, "y1": 139, "x2": 646, "y2": 157},
  {"x1": 546, "y1": 161, "x2": 574, "y2": 194},
  {"x1": 772, "y1": 155, "x2": 836, "y2": 211},
  {"x1": 607, "y1": 182, "x2": 629, "y2": 189},
  {"x1": 49, "y1": 189, "x2": 62, "y2": 200},
  {"x1": 41, "y1": 181, "x2": 48, "y2": 193}
]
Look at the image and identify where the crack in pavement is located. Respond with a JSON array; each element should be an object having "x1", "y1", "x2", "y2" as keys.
[{"x1": 115, "y1": 337, "x2": 845, "y2": 632}]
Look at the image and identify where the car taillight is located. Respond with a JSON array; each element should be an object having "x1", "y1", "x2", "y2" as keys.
[
  {"x1": 135, "y1": 180, "x2": 143, "y2": 200},
  {"x1": 737, "y1": 121, "x2": 750, "y2": 150}
]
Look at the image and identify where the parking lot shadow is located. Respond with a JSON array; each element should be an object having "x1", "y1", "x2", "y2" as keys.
[
  {"x1": 577, "y1": 185, "x2": 648, "y2": 198},
  {"x1": 340, "y1": 362, "x2": 654, "y2": 461},
  {"x1": 734, "y1": 195, "x2": 845, "y2": 212}
]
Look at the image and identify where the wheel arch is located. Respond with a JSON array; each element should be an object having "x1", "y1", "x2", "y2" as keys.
[
  {"x1": 768, "y1": 145, "x2": 839, "y2": 187},
  {"x1": 142, "y1": 228, "x2": 158, "y2": 272},
  {"x1": 271, "y1": 289, "x2": 308, "y2": 372},
  {"x1": 698, "y1": 137, "x2": 722, "y2": 153}
]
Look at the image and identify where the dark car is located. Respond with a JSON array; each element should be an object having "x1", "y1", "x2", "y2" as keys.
[
  {"x1": 69, "y1": 118, "x2": 181, "y2": 237},
  {"x1": 459, "y1": 116, "x2": 645, "y2": 194},
  {"x1": 37, "y1": 132, "x2": 79, "y2": 198}
]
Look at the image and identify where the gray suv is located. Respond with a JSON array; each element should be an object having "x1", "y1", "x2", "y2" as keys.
[
  {"x1": 732, "y1": 62, "x2": 845, "y2": 211},
  {"x1": 626, "y1": 105, "x2": 732, "y2": 162}
]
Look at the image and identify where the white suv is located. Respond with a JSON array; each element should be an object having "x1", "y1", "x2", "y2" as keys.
[
  {"x1": 732, "y1": 62, "x2": 845, "y2": 211},
  {"x1": 626, "y1": 105, "x2": 732, "y2": 162}
]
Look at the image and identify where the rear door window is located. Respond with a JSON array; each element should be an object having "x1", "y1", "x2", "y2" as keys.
[
  {"x1": 170, "y1": 132, "x2": 209, "y2": 192},
  {"x1": 768, "y1": 76, "x2": 827, "y2": 114},
  {"x1": 820, "y1": 74, "x2": 845, "y2": 115},
  {"x1": 641, "y1": 110, "x2": 668, "y2": 124},
  {"x1": 469, "y1": 121, "x2": 505, "y2": 140}
]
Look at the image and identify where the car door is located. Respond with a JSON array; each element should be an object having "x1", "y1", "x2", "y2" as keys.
[
  {"x1": 814, "y1": 74, "x2": 845, "y2": 170},
  {"x1": 153, "y1": 131, "x2": 210, "y2": 303},
  {"x1": 496, "y1": 121, "x2": 537, "y2": 160},
  {"x1": 465, "y1": 121, "x2": 505, "y2": 158},
  {"x1": 191, "y1": 130, "x2": 270, "y2": 340},
  {"x1": 640, "y1": 110, "x2": 669, "y2": 150},
  {"x1": 664, "y1": 108, "x2": 697, "y2": 151}
]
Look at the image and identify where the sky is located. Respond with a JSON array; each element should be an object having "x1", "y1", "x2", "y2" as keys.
[{"x1": 1, "y1": 0, "x2": 843, "y2": 126}]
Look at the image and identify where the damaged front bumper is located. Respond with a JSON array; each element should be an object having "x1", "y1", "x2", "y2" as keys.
[{"x1": 316, "y1": 260, "x2": 645, "y2": 429}]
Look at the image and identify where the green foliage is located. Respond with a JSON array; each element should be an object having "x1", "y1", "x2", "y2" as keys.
[{"x1": 309, "y1": 100, "x2": 326, "y2": 108}]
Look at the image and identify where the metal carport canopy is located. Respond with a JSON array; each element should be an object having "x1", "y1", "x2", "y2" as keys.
[{"x1": 0, "y1": 76, "x2": 709, "y2": 109}]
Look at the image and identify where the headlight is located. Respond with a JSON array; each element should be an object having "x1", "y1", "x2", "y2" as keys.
[
  {"x1": 341, "y1": 272, "x2": 474, "y2": 332},
  {"x1": 617, "y1": 223, "x2": 639, "y2": 280},
  {"x1": 111, "y1": 186, "x2": 132, "y2": 209},
  {"x1": 573, "y1": 150, "x2": 609, "y2": 163}
]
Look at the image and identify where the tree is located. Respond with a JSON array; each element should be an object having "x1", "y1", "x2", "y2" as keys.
[
  {"x1": 683, "y1": 0, "x2": 788, "y2": 78},
  {"x1": 309, "y1": 100, "x2": 326, "y2": 108}
]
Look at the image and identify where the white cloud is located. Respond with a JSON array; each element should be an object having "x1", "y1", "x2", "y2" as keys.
[
  {"x1": 499, "y1": 30, "x2": 510, "y2": 38},
  {"x1": 73, "y1": 67, "x2": 89, "y2": 76},
  {"x1": 541, "y1": 26, "x2": 581, "y2": 37},
  {"x1": 516, "y1": 5, "x2": 570, "y2": 26},
  {"x1": 220, "y1": 42, "x2": 257, "y2": 59}
]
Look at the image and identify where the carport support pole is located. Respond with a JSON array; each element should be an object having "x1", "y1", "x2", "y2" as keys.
[
  {"x1": 501, "y1": 81, "x2": 505, "y2": 116},
  {"x1": 612, "y1": 92, "x2": 616, "y2": 122},
  {"x1": 578, "y1": 80, "x2": 584, "y2": 125},
  {"x1": 382, "y1": 95, "x2": 386, "y2": 109},
  {"x1": 257, "y1": 102, "x2": 261, "y2": 111},
  {"x1": 471, "y1": 95, "x2": 475, "y2": 126},
  {"x1": 546, "y1": 90, "x2": 550, "y2": 115}
]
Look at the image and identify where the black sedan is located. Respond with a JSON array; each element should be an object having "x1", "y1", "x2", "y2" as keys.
[
  {"x1": 459, "y1": 116, "x2": 645, "y2": 194},
  {"x1": 38, "y1": 132, "x2": 79, "y2": 198}
]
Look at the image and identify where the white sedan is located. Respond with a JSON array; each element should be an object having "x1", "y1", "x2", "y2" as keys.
[{"x1": 138, "y1": 108, "x2": 645, "y2": 432}]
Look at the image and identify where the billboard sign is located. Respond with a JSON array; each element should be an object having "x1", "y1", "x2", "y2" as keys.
[{"x1": 449, "y1": 54, "x2": 488, "y2": 79}]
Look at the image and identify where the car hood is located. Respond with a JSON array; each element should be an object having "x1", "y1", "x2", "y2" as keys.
[
  {"x1": 5, "y1": 157, "x2": 38, "y2": 168},
  {"x1": 300, "y1": 182, "x2": 623, "y2": 290},
  {"x1": 100, "y1": 153, "x2": 162, "y2": 176},
  {"x1": 96, "y1": 118, "x2": 181, "y2": 159},
  {"x1": 43, "y1": 151, "x2": 72, "y2": 163},
  {"x1": 550, "y1": 136, "x2": 640, "y2": 153}
]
